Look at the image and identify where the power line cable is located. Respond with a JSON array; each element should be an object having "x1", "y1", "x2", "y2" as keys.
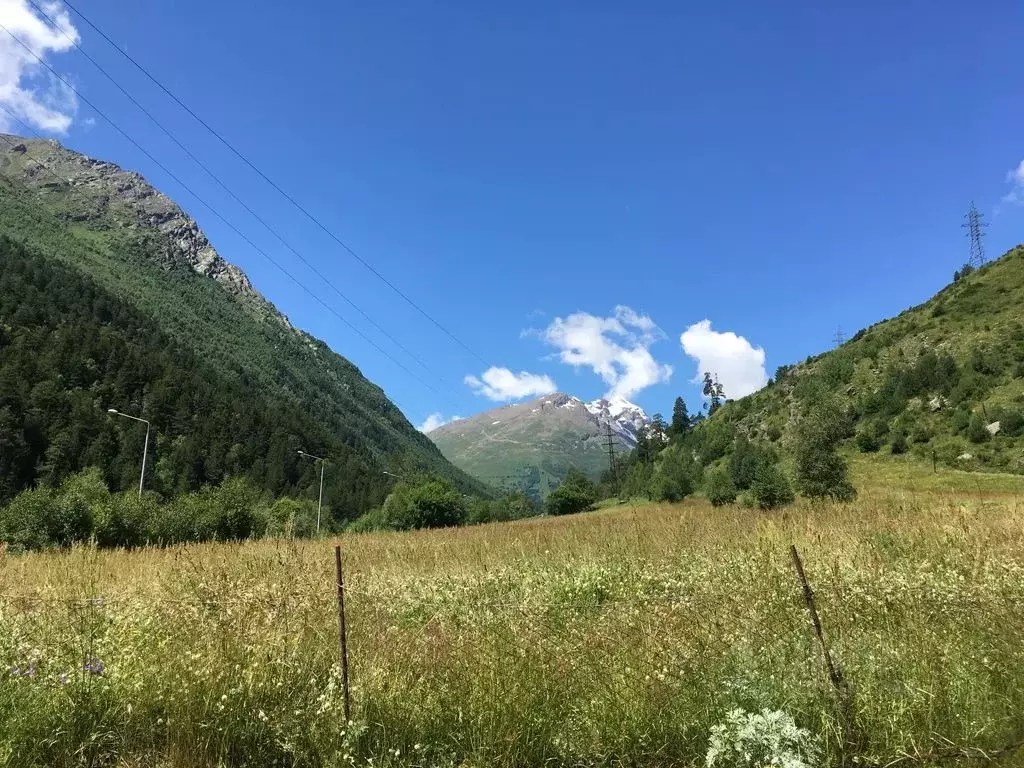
[
  {"x1": 0, "y1": 97, "x2": 453, "y2": 410},
  {"x1": 23, "y1": 0, "x2": 454, "y2": 390},
  {"x1": 55, "y1": 0, "x2": 488, "y2": 365}
]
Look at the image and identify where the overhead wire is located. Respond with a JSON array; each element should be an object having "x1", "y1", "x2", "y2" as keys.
[
  {"x1": 53, "y1": 0, "x2": 488, "y2": 366},
  {"x1": 0, "y1": 27, "x2": 462, "y2": 410},
  {"x1": 24, "y1": 0, "x2": 455, "y2": 391}
]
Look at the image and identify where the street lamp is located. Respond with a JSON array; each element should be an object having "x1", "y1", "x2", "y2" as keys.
[
  {"x1": 107, "y1": 408, "x2": 150, "y2": 497},
  {"x1": 297, "y1": 450, "x2": 326, "y2": 535}
]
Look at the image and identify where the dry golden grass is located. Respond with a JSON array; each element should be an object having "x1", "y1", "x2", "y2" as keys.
[{"x1": 2, "y1": 476, "x2": 1024, "y2": 767}]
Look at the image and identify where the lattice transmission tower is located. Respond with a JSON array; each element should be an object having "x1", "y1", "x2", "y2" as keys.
[
  {"x1": 604, "y1": 421, "x2": 617, "y2": 482},
  {"x1": 962, "y1": 201, "x2": 988, "y2": 268}
]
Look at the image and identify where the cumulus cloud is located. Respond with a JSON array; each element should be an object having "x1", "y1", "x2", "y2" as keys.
[
  {"x1": 541, "y1": 305, "x2": 672, "y2": 400},
  {"x1": 1003, "y1": 160, "x2": 1024, "y2": 206},
  {"x1": 0, "y1": 0, "x2": 79, "y2": 134},
  {"x1": 418, "y1": 413, "x2": 461, "y2": 433},
  {"x1": 680, "y1": 320, "x2": 768, "y2": 400},
  {"x1": 465, "y1": 366, "x2": 557, "y2": 402}
]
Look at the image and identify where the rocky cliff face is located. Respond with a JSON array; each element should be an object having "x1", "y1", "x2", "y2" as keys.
[
  {"x1": 0, "y1": 134, "x2": 287, "y2": 327},
  {"x1": 584, "y1": 396, "x2": 649, "y2": 447}
]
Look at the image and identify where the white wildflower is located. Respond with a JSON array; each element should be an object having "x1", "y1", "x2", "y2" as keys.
[{"x1": 706, "y1": 708, "x2": 819, "y2": 768}]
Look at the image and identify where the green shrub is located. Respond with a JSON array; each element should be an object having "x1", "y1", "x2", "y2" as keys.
[
  {"x1": 750, "y1": 463, "x2": 795, "y2": 510},
  {"x1": 378, "y1": 478, "x2": 468, "y2": 530},
  {"x1": 0, "y1": 487, "x2": 55, "y2": 550},
  {"x1": 729, "y1": 439, "x2": 775, "y2": 490},
  {"x1": 967, "y1": 415, "x2": 991, "y2": 444},
  {"x1": 696, "y1": 418, "x2": 736, "y2": 463},
  {"x1": 547, "y1": 470, "x2": 597, "y2": 516},
  {"x1": 855, "y1": 430, "x2": 880, "y2": 452},
  {"x1": 204, "y1": 477, "x2": 268, "y2": 540},
  {"x1": 794, "y1": 401, "x2": 857, "y2": 502},
  {"x1": 465, "y1": 493, "x2": 537, "y2": 525},
  {"x1": 890, "y1": 432, "x2": 908, "y2": 455},
  {"x1": 911, "y1": 423, "x2": 932, "y2": 443},
  {"x1": 346, "y1": 505, "x2": 390, "y2": 533},
  {"x1": 649, "y1": 447, "x2": 696, "y2": 503},
  {"x1": 796, "y1": 448, "x2": 856, "y2": 501},
  {"x1": 151, "y1": 493, "x2": 204, "y2": 544},
  {"x1": 650, "y1": 472, "x2": 688, "y2": 503},
  {"x1": 265, "y1": 497, "x2": 318, "y2": 538},
  {"x1": 495, "y1": 492, "x2": 538, "y2": 521},
  {"x1": 50, "y1": 468, "x2": 107, "y2": 545},
  {"x1": 705, "y1": 468, "x2": 737, "y2": 507},
  {"x1": 1000, "y1": 410, "x2": 1024, "y2": 437},
  {"x1": 952, "y1": 408, "x2": 971, "y2": 433},
  {"x1": 619, "y1": 461, "x2": 654, "y2": 500},
  {"x1": 94, "y1": 492, "x2": 158, "y2": 548}
]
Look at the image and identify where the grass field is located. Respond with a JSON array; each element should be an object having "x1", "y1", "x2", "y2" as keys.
[{"x1": 2, "y1": 467, "x2": 1024, "y2": 767}]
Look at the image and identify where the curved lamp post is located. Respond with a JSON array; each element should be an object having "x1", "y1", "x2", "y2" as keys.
[
  {"x1": 107, "y1": 408, "x2": 150, "y2": 496},
  {"x1": 297, "y1": 450, "x2": 326, "y2": 535}
]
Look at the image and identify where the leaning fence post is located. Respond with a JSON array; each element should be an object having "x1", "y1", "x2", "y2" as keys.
[
  {"x1": 334, "y1": 544, "x2": 352, "y2": 722},
  {"x1": 790, "y1": 544, "x2": 845, "y2": 693},
  {"x1": 790, "y1": 544, "x2": 858, "y2": 762}
]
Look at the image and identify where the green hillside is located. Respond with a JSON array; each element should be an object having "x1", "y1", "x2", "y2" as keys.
[
  {"x1": 429, "y1": 394, "x2": 641, "y2": 500},
  {"x1": 0, "y1": 135, "x2": 482, "y2": 520},
  {"x1": 715, "y1": 246, "x2": 1024, "y2": 474}
]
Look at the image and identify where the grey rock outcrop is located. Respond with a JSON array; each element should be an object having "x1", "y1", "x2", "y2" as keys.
[{"x1": 1, "y1": 134, "x2": 289, "y2": 328}]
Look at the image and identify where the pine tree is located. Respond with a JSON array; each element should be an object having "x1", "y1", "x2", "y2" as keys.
[
  {"x1": 703, "y1": 372, "x2": 726, "y2": 415},
  {"x1": 649, "y1": 413, "x2": 668, "y2": 451},
  {"x1": 634, "y1": 424, "x2": 652, "y2": 464},
  {"x1": 670, "y1": 397, "x2": 690, "y2": 438}
]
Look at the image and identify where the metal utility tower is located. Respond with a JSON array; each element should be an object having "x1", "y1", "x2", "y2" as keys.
[
  {"x1": 603, "y1": 421, "x2": 617, "y2": 481},
  {"x1": 833, "y1": 326, "x2": 846, "y2": 348},
  {"x1": 962, "y1": 202, "x2": 987, "y2": 268}
]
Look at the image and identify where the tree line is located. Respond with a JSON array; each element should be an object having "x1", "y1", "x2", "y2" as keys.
[
  {"x1": 0, "y1": 234, "x2": 467, "y2": 526},
  {"x1": 542, "y1": 376, "x2": 857, "y2": 516}
]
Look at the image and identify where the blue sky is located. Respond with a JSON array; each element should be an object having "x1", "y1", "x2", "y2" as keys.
[{"x1": 2, "y1": 0, "x2": 1023, "y2": 431}]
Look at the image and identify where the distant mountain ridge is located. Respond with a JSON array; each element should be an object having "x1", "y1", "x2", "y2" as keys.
[
  {"x1": 429, "y1": 392, "x2": 650, "y2": 498},
  {"x1": 0, "y1": 134, "x2": 482, "y2": 515}
]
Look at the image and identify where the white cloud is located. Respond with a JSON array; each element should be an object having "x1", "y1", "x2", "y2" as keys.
[
  {"x1": 1002, "y1": 160, "x2": 1024, "y2": 207},
  {"x1": 680, "y1": 320, "x2": 768, "y2": 400},
  {"x1": 541, "y1": 305, "x2": 672, "y2": 400},
  {"x1": 1007, "y1": 161, "x2": 1024, "y2": 186},
  {"x1": 418, "y1": 413, "x2": 461, "y2": 433},
  {"x1": 465, "y1": 366, "x2": 557, "y2": 402},
  {"x1": 0, "y1": 0, "x2": 79, "y2": 134}
]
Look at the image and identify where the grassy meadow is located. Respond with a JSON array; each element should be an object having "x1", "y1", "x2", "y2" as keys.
[{"x1": 2, "y1": 465, "x2": 1024, "y2": 767}]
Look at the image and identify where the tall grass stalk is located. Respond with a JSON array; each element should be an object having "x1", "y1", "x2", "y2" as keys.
[{"x1": 1, "y1": 488, "x2": 1023, "y2": 766}]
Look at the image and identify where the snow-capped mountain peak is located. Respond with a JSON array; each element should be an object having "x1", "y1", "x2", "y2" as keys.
[{"x1": 585, "y1": 396, "x2": 649, "y2": 447}]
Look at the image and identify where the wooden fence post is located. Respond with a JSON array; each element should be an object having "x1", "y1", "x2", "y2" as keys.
[
  {"x1": 334, "y1": 544, "x2": 351, "y2": 722},
  {"x1": 790, "y1": 544, "x2": 846, "y2": 693},
  {"x1": 790, "y1": 544, "x2": 860, "y2": 765}
]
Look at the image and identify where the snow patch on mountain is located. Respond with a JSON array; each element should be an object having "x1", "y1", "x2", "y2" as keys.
[{"x1": 585, "y1": 396, "x2": 649, "y2": 447}]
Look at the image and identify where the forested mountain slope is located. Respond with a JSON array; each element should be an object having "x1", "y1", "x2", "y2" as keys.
[
  {"x1": 0, "y1": 135, "x2": 482, "y2": 520},
  {"x1": 713, "y1": 246, "x2": 1024, "y2": 473}
]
